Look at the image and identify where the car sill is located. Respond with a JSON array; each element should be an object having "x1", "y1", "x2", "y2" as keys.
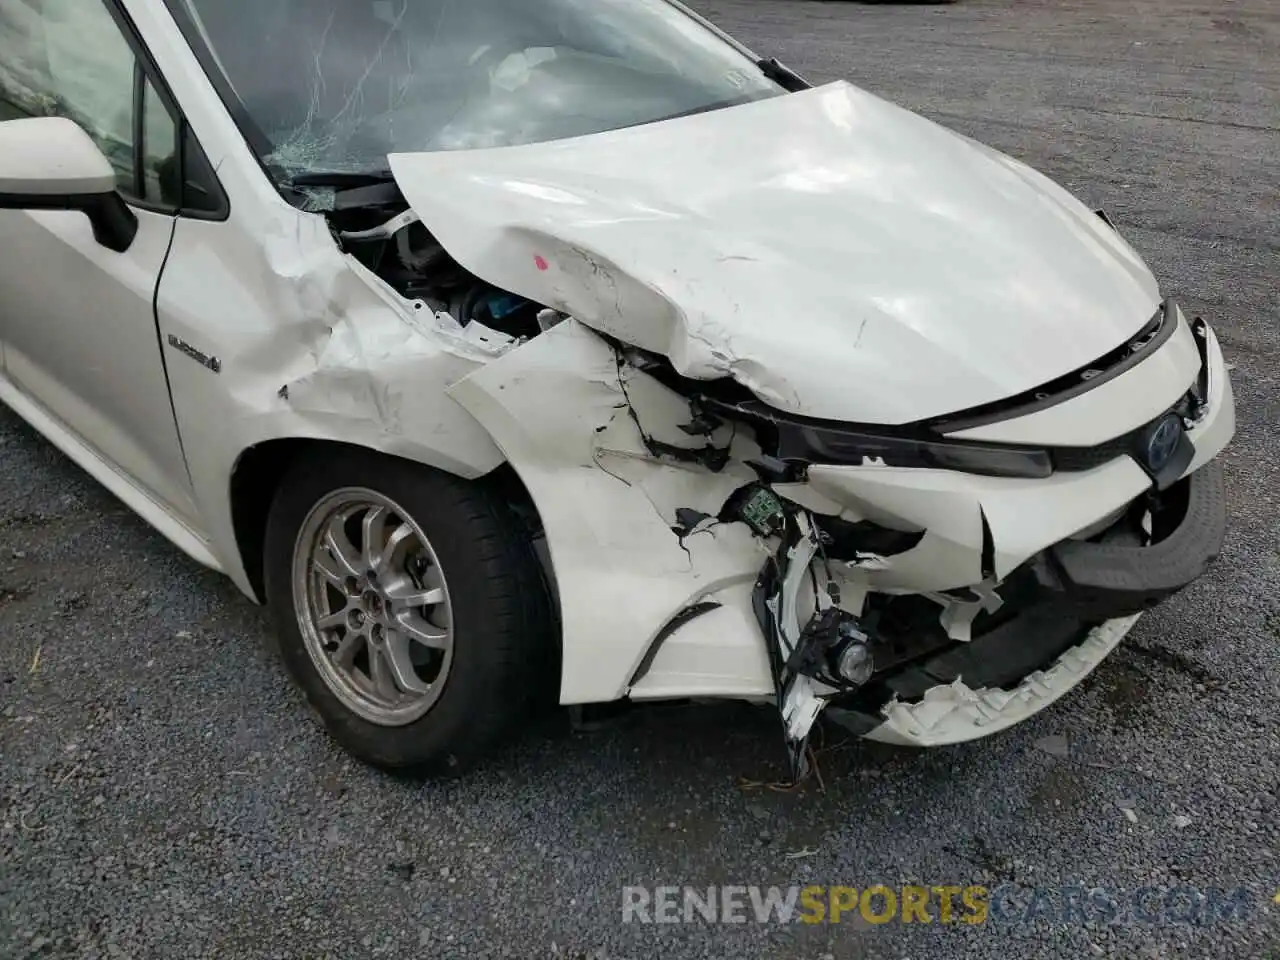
[{"x1": 0, "y1": 372, "x2": 222, "y2": 573}]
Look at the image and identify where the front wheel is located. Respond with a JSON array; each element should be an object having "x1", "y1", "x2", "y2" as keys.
[{"x1": 263, "y1": 448, "x2": 551, "y2": 774}]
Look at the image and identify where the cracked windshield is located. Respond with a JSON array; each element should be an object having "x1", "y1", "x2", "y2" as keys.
[{"x1": 165, "y1": 0, "x2": 782, "y2": 180}]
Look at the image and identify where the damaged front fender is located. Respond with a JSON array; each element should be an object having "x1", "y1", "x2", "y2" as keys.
[
  {"x1": 446, "y1": 318, "x2": 775, "y2": 704},
  {"x1": 447, "y1": 322, "x2": 925, "y2": 780}
]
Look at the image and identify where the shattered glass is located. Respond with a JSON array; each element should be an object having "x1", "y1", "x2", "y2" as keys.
[{"x1": 166, "y1": 0, "x2": 783, "y2": 180}]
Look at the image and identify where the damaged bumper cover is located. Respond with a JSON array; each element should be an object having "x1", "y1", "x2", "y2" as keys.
[
  {"x1": 1034, "y1": 458, "x2": 1227, "y2": 620},
  {"x1": 447, "y1": 310, "x2": 1232, "y2": 778},
  {"x1": 824, "y1": 461, "x2": 1226, "y2": 749},
  {"x1": 727, "y1": 316, "x2": 1233, "y2": 772},
  {"x1": 755, "y1": 458, "x2": 1227, "y2": 767},
  {"x1": 862, "y1": 614, "x2": 1141, "y2": 748}
]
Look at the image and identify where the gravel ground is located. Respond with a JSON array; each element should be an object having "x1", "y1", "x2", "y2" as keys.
[{"x1": 2, "y1": 1, "x2": 1278, "y2": 957}]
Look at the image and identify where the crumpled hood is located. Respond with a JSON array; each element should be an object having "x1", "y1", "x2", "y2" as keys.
[{"x1": 388, "y1": 81, "x2": 1160, "y2": 423}]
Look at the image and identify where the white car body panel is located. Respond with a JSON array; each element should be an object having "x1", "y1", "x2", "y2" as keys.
[
  {"x1": 0, "y1": 202, "x2": 201, "y2": 526},
  {"x1": 446, "y1": 319, "x2": 771, "y2": 703},
  {"x1": 444, "y1": 313, "x2": 1233, "y2": 705},
  {"x1": 388, "y1": 80, "x2": 1161, "y2": 424},
  {"x1": 0, "y1": 0, "x2": 1238, "y2": 767},
  {"x1": 0, "y1": 0, "x2": 515, "y2": 599},
  {"x1": 154, "y1": 210, "x2": 509, "y2": 599},
  {"x1": 946, "y1": 304, "x2": 1202, "y2": 445},
  {"x1": 627, "y1": 581, "x2": 776, "y2": 701}
]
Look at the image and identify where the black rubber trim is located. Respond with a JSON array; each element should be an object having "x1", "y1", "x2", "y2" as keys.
[
  {"x1": 931, "y1": 299, "x2": 1177, "y2": 434},
  {"x1": 103, "y1": 0, "x2": 231, "y2": 222},
  {"x1": 757, "y1": 58, "x2": 811, "y2": 91},
  {"x1": 627, "y1": 602, "x2": 722, "y2": 688},
  {"x1": 882, "y1": 612, "x2": 1088, "y2": 699},
  {"x1": 1044, "y1": 460, "x2": 1226, "y2": 617},
  {"x1": 130, "y1": 61, "x2": 147, "y2": 200},
  {"x1": 979, "y1": 508, "x2": 995, "y2": 579}
]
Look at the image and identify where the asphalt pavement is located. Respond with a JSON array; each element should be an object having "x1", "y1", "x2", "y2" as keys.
[{"x1": 2, "y1": 1, "x2": 1278, "y2": 957}]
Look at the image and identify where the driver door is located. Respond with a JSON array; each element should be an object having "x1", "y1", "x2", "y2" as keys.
[{"x1": 0, "y1": 0, "x2": 198, "y2": 524}]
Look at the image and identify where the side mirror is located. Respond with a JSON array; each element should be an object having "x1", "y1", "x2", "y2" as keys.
[{"x1": 0, "y1": 117, "x2": 138, "y2": 252}]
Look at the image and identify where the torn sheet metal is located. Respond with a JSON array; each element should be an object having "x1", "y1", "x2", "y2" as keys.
[
  {"x1": 445, "y1": 319, "x2": 773, "y2": 704},
  {"x1": 256, "y1": 222, "x2": 514, "y2": 451},
  {"x1": 156, "y1": 206, "x2": 509, "y2": 599},
  {"x1": 388, "y1": 81, "x2": 1165, "y2": 425}
]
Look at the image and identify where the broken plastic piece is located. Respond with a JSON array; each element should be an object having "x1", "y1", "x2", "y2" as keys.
[
  {"x1": 868, "y1": 614, "x2": 1141, "y2": 746},
  {"x1": 677, "y1": 403, "x2": 724, "y2": 438},
  {"x1": 751, "y1": 510, "x2": 837, "y2": 781},
  {"x1": 813, "y1": 514, "x2": 926, "y2": 562}
]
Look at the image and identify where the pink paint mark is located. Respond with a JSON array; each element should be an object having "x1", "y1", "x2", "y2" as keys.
[{"x1": 533, "y1": 255, "x2": 549, "y2": 272}]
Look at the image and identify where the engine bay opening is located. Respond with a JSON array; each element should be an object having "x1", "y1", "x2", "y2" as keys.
[{"x1": 334, "y1": 205, "x2": 550, "y2": 342}]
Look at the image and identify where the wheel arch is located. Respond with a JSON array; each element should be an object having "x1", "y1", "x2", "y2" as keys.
[{"x1": 228, "y1": 437, "x2": 553, "y2": 609}]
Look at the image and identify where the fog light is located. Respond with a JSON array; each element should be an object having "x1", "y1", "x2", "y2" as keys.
[{"x1": 835, "y1": 637, "x2": 874, "y2": 686}]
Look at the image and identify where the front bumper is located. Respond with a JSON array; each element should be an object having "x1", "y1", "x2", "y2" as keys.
[
  {"x1": 757, "y1": 314, "x2": 1234, "y2": 758},
  {"x1": 1034, "y1": 459, "x2": 1227, "y2": 620},
  {"x1": 839, "y1": 458, "x2": 1227, "y2": 747},
  {"x1": 862, "y1": 614, "x2": 1141, "y2": 747},
  {"x1": 796, "y1": 310, "x2": 1234, "y2": 596}
]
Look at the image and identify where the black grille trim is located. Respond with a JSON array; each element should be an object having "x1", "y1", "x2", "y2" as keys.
[
  {"x1": 1051, "y1": 431, "x2": 1140, "y2": 472},
  {"x1": 1049, "y1": 395, "x2": 1193, "y2": 473}
]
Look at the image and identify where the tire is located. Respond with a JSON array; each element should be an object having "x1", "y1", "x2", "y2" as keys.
[{"x1": 263, "y1": 447, "x2": 551, "y2": 775}]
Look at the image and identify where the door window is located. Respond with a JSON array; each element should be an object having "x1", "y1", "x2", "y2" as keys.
[
  {"x1": 0, "y1": 0, "x2": 221, "y2": 214},
  {"x1": 141, "y1": 77, "x2": 178, "y2": 205},
  {"x1": 0, "y1": 0, "x2": 140, "y2": 194}
]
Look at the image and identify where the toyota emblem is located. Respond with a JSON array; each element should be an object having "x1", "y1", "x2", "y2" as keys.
[{"x1": 1145, "y1": 414, "x2": 1183, "y2": 472}]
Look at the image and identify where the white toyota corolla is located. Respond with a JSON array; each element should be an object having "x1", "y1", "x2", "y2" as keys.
[{"x1": 0, "y1": 0, "x2": 1234, "y2": 778}]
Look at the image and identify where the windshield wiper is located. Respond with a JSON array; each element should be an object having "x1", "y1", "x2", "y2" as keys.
[
  {"x1": 757, "y1": 58, "x2": 810, "y2": 92},
  {"x1": 281, "y1": 169, "x2": 404, "y2": 212},
  {"x1": 286, "y1": 170, "x2": 396, "y2": 189}
]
